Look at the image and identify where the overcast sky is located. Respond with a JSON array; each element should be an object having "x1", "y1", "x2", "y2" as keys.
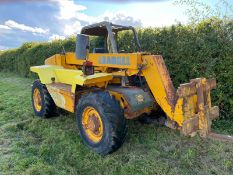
[{"x1": 0, "y1": 0, "x2": 226, "y2": 50}]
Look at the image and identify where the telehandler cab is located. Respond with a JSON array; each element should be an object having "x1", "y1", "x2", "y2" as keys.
[{"x1": 31, "y1": 21, "x2": 221, "y2": 155}]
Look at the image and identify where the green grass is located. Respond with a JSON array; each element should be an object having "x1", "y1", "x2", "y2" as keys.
[{"x1": 0, "y1": 72, "x2": 233, "y2": 175}]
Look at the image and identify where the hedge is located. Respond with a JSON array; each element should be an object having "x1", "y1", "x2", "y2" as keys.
[{"x1": 0, "y1": 18, "x2": 232, "y2": 119}]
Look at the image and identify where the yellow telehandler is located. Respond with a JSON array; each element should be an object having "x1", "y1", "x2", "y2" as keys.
[{"x1": 31, "y1": 21, "x2": 222, "y2": 155}]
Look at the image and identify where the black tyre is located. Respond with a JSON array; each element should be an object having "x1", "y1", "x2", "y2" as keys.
[
  {"x1": 76, "y1": 91, "x2": 127, "y2": 155},
  {"x1": 31, "y1": 80, "x2": 56, "y2": 118}
]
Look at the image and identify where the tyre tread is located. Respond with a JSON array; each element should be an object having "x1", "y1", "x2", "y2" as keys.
[{"x1": 76, "y1": 91, "x2": 127, "y2": 155}]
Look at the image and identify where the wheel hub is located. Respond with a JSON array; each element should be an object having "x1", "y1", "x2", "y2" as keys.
[
  {"x1": 86, "y1": 114, "x2": 101, "y2": 134},
  {"x1": 33, "y1": 88, "x2": 42, "y2": 111},
  {"x1": 82, "y1": 107, "x2": 103, "y2": 143}
]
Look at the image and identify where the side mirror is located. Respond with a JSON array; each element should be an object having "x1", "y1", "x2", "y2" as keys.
[{"x1": 76, "y1": 34, "x2": 90, "y2": 60}]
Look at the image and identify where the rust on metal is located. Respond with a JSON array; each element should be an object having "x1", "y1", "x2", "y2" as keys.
[
  {"x1": 177, "y1": 81, "x2": 197, "y2": 98},
  {"x1": 154, "y1": 55, "x2": 177, "y2": 106},
  {"x1": 209, "y1": 106, "x2": 219, "y2": 120},
  {"x1": 177, "y1": 78, "x2": 219, "y2": 137},
  {"x1": 208, "y1": 132, "x2": 233, "y2": 143},
  {"x1": 181, "y1": 115, "x2": 199, "y2": 136},
  {"x1": 86, "y1": 115, "x2": 101, "y2": 135},
  {"x1": 196, "y1": 79, "x2": 209, "y2": 137},
  {"x1": 207, "y1": 78, "x2": 217, "y2": 90}
]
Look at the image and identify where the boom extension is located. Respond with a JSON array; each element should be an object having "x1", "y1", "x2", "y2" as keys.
[{"x1": 142, "y1": 55, "x2": 219, "y2": 137}]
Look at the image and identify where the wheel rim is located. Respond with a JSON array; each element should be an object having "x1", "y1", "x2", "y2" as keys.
[
  {"x1": 82, "y1": 107, "x2": 103, "y2": 143},
  {"x1": 33, "y1": 88, "x2": 42, "y2": 112}
]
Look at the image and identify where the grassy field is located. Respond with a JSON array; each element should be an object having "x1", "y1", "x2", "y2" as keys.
[{"x1": 0, "y1": 72, "x2": 233, "y2": 175}]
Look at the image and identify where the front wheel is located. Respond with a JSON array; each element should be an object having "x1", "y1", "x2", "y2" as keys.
[{"x1": 76, "y1": 91, "x2": 127, "y2": 155}]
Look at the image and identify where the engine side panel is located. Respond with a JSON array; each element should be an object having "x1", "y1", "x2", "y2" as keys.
[{"x1": 107, "y1": 86, "x2": 155, "y2": 119}]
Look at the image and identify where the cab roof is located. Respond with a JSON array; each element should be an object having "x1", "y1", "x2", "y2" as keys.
[{"x1": 80, "y1": 21, "x2": 133, "y2": 36}]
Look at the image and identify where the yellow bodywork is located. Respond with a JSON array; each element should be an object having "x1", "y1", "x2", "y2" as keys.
[
  {"x1": 46, "y1": 83, "x2": 75, "y2": 112},
  {"x1": 30, "y1": 51, "x2": 219, "y2": 137},
  {"x1": 30, "y1": 65, "x2": 113, "y2": 93}
]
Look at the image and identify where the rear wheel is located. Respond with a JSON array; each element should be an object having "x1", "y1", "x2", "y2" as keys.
[
  {"x1": 76, "y1": 91, "x2": 127, "y2": 155},
  {"x1": 31, "y1": 80, "x2": 56, "y2": 118}
]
